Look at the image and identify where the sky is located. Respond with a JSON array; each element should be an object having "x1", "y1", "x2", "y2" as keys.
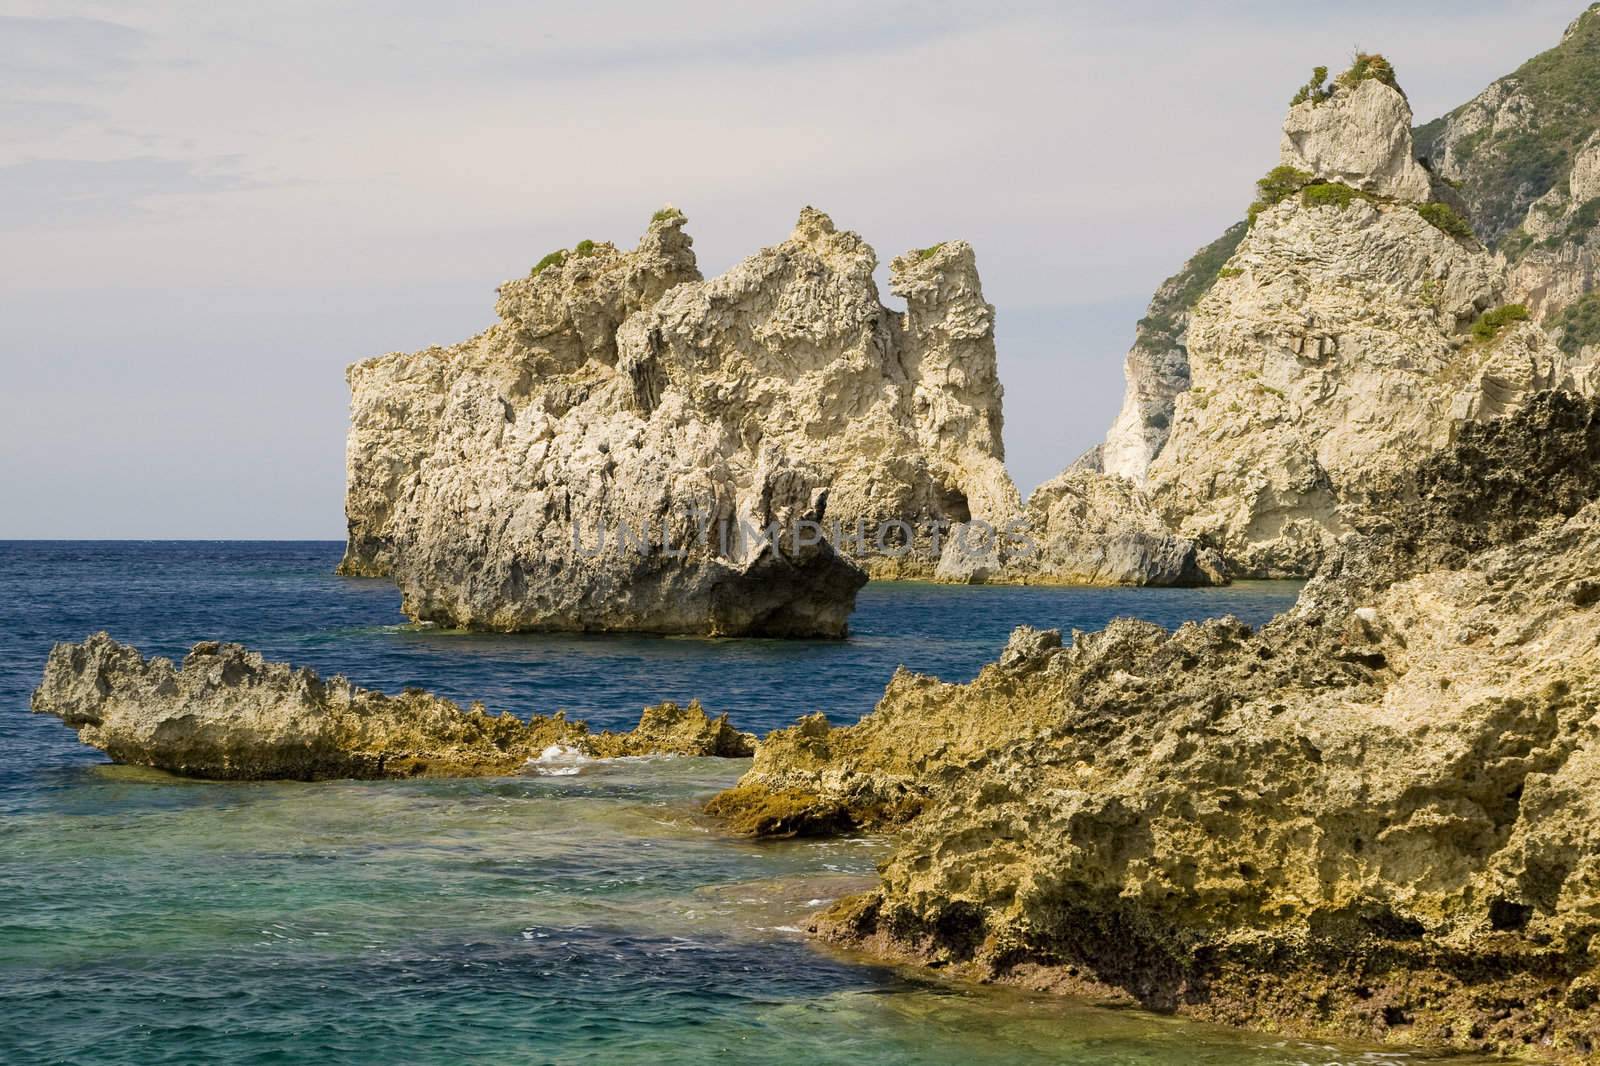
[{"x1": 0, "y1": 1, "x2": 1587, "y2": 538}]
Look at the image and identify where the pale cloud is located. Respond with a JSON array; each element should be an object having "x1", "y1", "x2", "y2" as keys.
[
  {"x1": 0, "y1": 14, "x2": 146, "y2": 87},
  {"x1": 0, "y1": 156, "x2": 254, "y2": 228}
]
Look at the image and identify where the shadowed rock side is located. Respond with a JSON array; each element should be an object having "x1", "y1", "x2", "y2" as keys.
[
  {"x1": 338, "y1": 207, "x2": 1034, "y2": 634},
  {"x1": 32, "y1": 634, "x2": 752, "y2": 780},
  {"x1": 1087, "y1": 223, "x2": 1248, "y2": 484},
  {"x1": 709, "y1": 392, "x2": 1600, "y2": 1061}
]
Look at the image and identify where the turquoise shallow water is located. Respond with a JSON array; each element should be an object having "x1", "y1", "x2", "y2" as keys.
[{"x1": 0, "y1": 543, "x2": 1485, "y2": 1063}]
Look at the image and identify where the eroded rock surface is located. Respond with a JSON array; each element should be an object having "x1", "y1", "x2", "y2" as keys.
[
  {"x1": 1092, "y1": 224, "x2": 1247, "y2": 484},
  {"x1": 1280, "y1": 75, "x2": 1432, "y2": 201},
  {"x1": 928, "y1": 468, "x2": 1223, "y2": 588},
  {"x1": 340, "y1": 208, "x2": 1027, "y2": 633},
  {"x1": 709, "y1": 391, "x2": 1600, "y2": 1061},
  {"x1": 1085, "y1": 55, "x2": 1593, "y2": 578},
  {"x1": 1145, "y1": 192, "x2": 1584, "y2": 575},
  {"x1": 32, "y1": 633, "x2": 752, "y2": 779}
]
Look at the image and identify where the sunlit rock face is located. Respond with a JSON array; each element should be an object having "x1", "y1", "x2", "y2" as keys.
[
  {"x1": 339, "y1": 207, "x2": 1022, "y2": 635},
  {"x1": 1096, "y1": 58, "x2": 1591, "y2": 577},
  {"x1": 713, "y1": 391, "x2": 1600, "y2": 1062}
]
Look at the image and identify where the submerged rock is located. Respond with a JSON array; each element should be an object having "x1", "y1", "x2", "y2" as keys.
[
  {"x1": 32, "y1": 634, "x2": 752, "y2": 780},
  {"x1": 709, "y1": 391, "x2": 1600, "y2": 1060},
  {"x1": 340, "y1": 207, "x2": 1023, "y2": 635}
]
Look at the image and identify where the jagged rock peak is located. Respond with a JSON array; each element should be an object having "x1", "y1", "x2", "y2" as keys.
[
  {"x1": 1279, "y1": 55, "x2": 1432, "y2": 202},
  {"x1": 338, "y1": 205, "x2": 1035, "y2": 633}
]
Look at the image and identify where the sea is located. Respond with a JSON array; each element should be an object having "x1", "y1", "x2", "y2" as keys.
[{"x1": 0, "y1": 541, "x2": 1487, "y2": 1064}]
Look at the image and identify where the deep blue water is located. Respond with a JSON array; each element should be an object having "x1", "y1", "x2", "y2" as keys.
[
  {"x1": 0, "y1": 541, "x2": 1302, "y2": 760},
  {"x1": 3, "y1": 542, "x2": 1479, "y2": 1065}
]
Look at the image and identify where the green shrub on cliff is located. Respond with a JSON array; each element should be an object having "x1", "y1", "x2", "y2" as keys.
[
  {"x1": 531, "y1": 239, "x2": 603, "y2": 276},
  {"x1": 1416, "y1": 202, "x2": 1474, "y2": 240},
  {"x1": 531, "y1": 248, "x2": 567, "y2": 276},
  {"x1": 1553, "y1": 292, "x2": 1600, "y2": 354},
  {"x1": 1248, "y1": 165, "x2": 1314, "y2": 225},
  {"x1": 1538, "y1": 196, "x2": 1600, "y2": 251},
  {"x1": 1413, "y1": 9, "x2": 1600, "y2": 248},
  {"x1": 1290, "y1": 65, "x2": 1331, "y2": 107},
  {"x1": 1300, "y1": 182, "x2": 1372, "y2": 210},
  {"x1": 1135, "y1": 221, "x2": 1249, "y2": 346},
  {"x1": 1337, "y1": 52, "x2": 1401, "y2": 95},
  {"x1": 1470, "y1": 303, "x2": 1530, "y2": 343}
]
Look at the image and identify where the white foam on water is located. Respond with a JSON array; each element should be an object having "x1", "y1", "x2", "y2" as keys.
[{"x1": 526, "y1": 743, "x2": 596, "y2": 776}]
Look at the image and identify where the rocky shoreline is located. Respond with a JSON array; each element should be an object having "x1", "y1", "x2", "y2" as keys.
[
  {"x1": 29, "y1": 11, "x2": 1600, "y2": 1063},
  {"x1": 706, "y1": 390, "x2": 1600, "y2": 1061}
]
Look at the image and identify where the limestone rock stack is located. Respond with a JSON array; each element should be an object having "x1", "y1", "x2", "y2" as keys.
[{"x1": 338, "y1": 208, "x2": 1021, "y2": 635}]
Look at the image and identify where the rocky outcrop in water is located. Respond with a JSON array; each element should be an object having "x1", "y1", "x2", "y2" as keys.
[
  {"x1": 709, "y1": 391, "x2": 1600, "y2": 1061},
  {"x1": 932, "y1": 469, "x2": 1222, "y2": 587},
  {"x1": 32, "y1": 634, "x2": 752, "y2": 779},
  {"x1": 339, "y1": 207, "x2": 1028, "y2": 635}
]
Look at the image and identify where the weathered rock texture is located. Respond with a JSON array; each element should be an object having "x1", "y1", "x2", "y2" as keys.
[
  {"x1": 1089, "y1": 54, "x2": 1594, "y2": 577},
  {"x1": 1146, "y1": 193, "x2": 1583, "y2": 576},
  {"x1": 1415, "y1": 5, "x2": 1600, "y2": 325},
  {"x1": 340, "y1": 208, "x2": 1024, "y2": 634},
  {"x1": 1282, "y1": 75, "x2": 1432, "y2": 201},
  {"x1": 32, "y1": 633, "x2": 752, "y2": 780},
  {"x1": 933, "y1": 470, "x2": 1221, "y2": 587},
  {"x1": 712, "y1": 391, "x2": 1600, "y2": 1061}
]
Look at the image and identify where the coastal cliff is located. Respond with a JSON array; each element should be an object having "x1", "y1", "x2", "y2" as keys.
[
  {"x1": 32, "y1": 633, "x2": 752, "y2": 779},
  {"x1": 710, "y1": 390, "x2": 1600, "y2": 1060},
  {"x1": 1085, "y1": 55, "x2": 1595, "y2": 576}
]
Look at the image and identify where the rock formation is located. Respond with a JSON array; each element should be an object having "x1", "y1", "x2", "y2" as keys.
[
  {"x1": 1087, "y1": 54, "x2": 1594, "y2": 576},
  {"x1": 339, "y1": 207, "x2": 1027, "y2": 634},
  {"x1": 32, "y1": 633, "x2": 752, "y2": 780},
  {"x1": 932, "y1": 469, "x2": 1222, "y2": 586},
  {"x1": 1279, "y1": 64, "x2": 1433, "y2": 201},
  {"x1": 1416, "y1": 5, "x2": 1600, "y2": 325},
  {"x1": 709, "y1": 391, "x2": 1600, "y2": 1061},
  {"x1": 1145, "y1": 191, "x2": 1580, "y2": 575}
]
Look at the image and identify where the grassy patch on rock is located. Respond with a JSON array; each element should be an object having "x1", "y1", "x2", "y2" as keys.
[
  {"x1": 1470, "y1": 303, "x2": 1531, "y2": 344},
  {"x1": 1553, "y1": 291, "x2": 1600, "y2": 353}
]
